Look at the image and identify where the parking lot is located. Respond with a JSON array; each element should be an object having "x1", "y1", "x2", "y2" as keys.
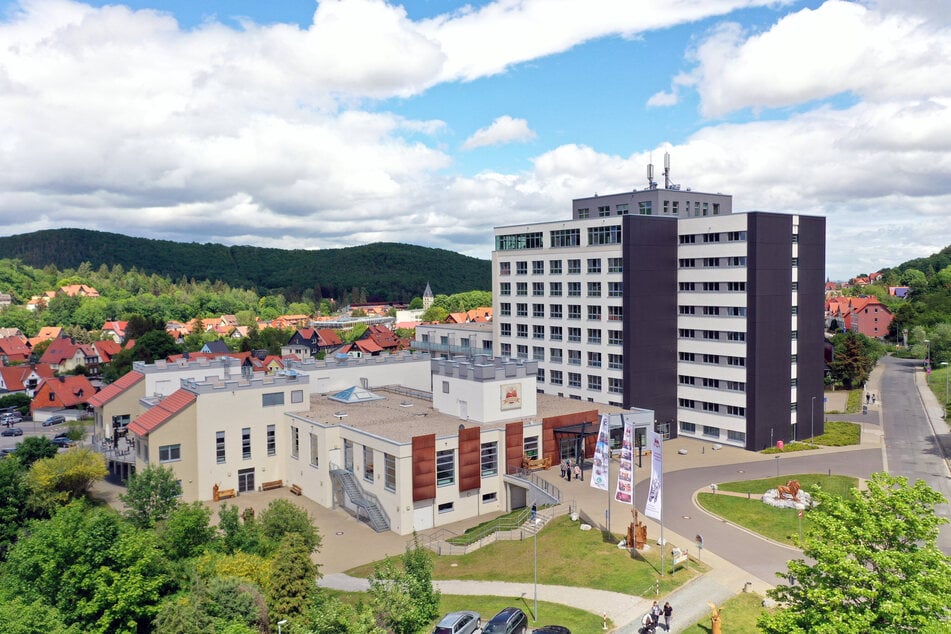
[{"x1": 0, "y1": 414, "x2": 75, "y2": 453}]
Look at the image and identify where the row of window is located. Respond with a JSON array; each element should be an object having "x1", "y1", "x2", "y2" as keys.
[
  {"x1": 536, "y1": 369, "x2": 623, "y2": 393},
  {"x1": 679, "y1": 421, "x2": 746, "y2": 442},
  {"x1": 679, "y1": 230, "x2": 747, "y2": 244},
  {"x1": 577, "y1": 200, "x2": 722, "y2": 218},
  {"x1": 678, "y1": 281, "x2": 747, "y2": 292},
  {"x1": 678, "y1": 375, "x2": 746, "y2": 391},
  {"x1": 191, "y1": 425, "x2": 279, "y2": 466},
  {"x1": 678, "y1": 352, "x2": 747, "y2": 367},
  {"x1": 679, "y1": 256, "x2": 747, "y2": 268},
  {"x1": 678, "y1": 329, "x2": 747, "y2": 341},
  {"x1": 678, "y1": 399, "x2": 746, "y2": 416},
  {"x1": 497, "y1": 226, "x2": 624, "y2": 250},
  {"x1": 499, "y1": 257, "x2": 624, "y2": 276},
  {"x1": 678, "y1": 305, "x2": 747, "y2": 317},
  {"x1": 499, "y1": 324, "x2": 624, "y2": 343}
]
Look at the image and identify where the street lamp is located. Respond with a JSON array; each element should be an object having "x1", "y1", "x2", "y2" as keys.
[
  {"x1": 924, "y1": 339, "x2": 931, "y2": 371},
  {"x1": 278, "y1": 619, "x2": 288, "y2": 634},
  {"x1": 811, "y1": 396, "x2": 816, "y2": 443},
  {"x1": 942, "y1": 362, "x2": 949, "y2": 411}
]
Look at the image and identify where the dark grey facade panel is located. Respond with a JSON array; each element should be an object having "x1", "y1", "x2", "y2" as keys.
[
  {"x1": 795, "y1": 215, "x2": 827, "y2": 441},
  {"x1": 622, "y1": 216, "x2": 679, "y2": 433}
]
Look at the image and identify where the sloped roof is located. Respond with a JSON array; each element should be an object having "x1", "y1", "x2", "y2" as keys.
[
  {"x1": 35, "y1": 375, "x2": 97, "y2": 407},
  {"x1": 87, "y1": 371, "x2": 144, "y2": 408},
  {"x1": 128, "y1": 389, "x2": 196, "y2": 436},
  {"x1": 328, "y1": 385, "x2": 384, "y2": 403},
  {"x1": 353, "y1": 338, "x2": 383, "y2": 354},
  {"x1": 0, "y1": 366, "x2": 26, "y2": 391}
]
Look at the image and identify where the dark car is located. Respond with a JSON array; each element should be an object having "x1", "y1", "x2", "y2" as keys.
[
  {"x1": 483, "y1": 607, "x2": 528, "y2": 634},
  {"x1": 50, "y1": 437, "x2": 75, "y2": 448},
  {"x1": 42, "y1": 415, "x2": 66, "y2": 427},
  {"x1": 1, "y1": 427, "x2": 23, "y2": 437},
  {"x1": 433, "y1": 610, "x2": 481, "y2": 634},
  {"x1": 533, "y1": 627, "x2": 571, "y2": 634}
]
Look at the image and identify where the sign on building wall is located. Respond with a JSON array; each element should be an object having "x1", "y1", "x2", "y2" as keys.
[{"x1": 500, "y1": 383, "x2": 522, "y2": 411}]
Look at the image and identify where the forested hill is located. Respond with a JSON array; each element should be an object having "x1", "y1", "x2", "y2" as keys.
[{"x1": 0, "y1": 228, "x2": 490, "y2": 302}]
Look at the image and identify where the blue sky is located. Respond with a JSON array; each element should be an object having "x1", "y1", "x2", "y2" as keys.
[{"x1": 0, "y1": 0, "x2": 949, "y2": 280}]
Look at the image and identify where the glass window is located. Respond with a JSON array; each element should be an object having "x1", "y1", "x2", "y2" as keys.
[
  {"x1": 588, "y1": 305, "x2": 601, "y2": 320},
  {"x1": 550, "y1": 229, "x2": 581, "y2": 248},
  {"x1": 550, "y1": 370, "x2": 563, "y2": 385},
  {"x1": 291, "y1": 390, "x2": 304, "y2": 404},
  {"x1": 159, "y1": 444, "x2": 181, "y2": 463},
  {"x1": 587, "y1": 258, "x2": 601, "y2": 273},
  {"x1": 216, "y1": 431, "x2": 226, "y2": 464},
  {"x1": 588, "y1": 375, "x2": 602, "y2": 391},
  {"x1": 384, "y1": 454, "x2": 396, "y2": 491},
  {"x1": 567, "y1": 259, "x2": 581, "y2": 274},
  {"x1": 516, "y1": 261, "x2": 527, "y2": 275},
  {"x1": 499, "y1": 261, "x2": 511, "y2": 275},
  {"x1": 550, "y1": 305, "x2": 563, "y2": 319},
  {"x1": 550, "y1": 325, "x2": 562, "y2": 341},
  {"x1": 267, "y1": 424, "x2": 276, "y2": 456},
  {"x1": 549, "y1": 282, "x2": 562, "y2": 296},
  {"x1": 524, "y1": 436, "x2": 539, "y2": 459},
  {"x1": 481, "y1": 441, "x2": 498, "y2": 477},
  {"x1": 567, "y1": 282, "x2": 581, "y2": 297},
  {"x1": 436, "y1": 449, "x2": 455, "y2": 486},
  {"x1": 262, "y1": 392, "x2": 285, "y2": 407},
  {"x1": 291, "y1": 426, "x2": 299, "y2": 459},
  {"x1": 549, "y1": 260, "x2": 562, "y2": 274},
  {"x1": 568, "y1": 372, "x2": 581, "y2": 388},
  {"x1": 587, "y1": 282, "x2": 601, "y2": 297},
  {"x1": 588, "y1": 225, "x2": 622, "y2": 244},
  {"x1": 567, "y1": 305, "x2": 581, "y2": 320},
  {"x1": 500, "y1": 282, "x2": 511, "y2": 296},
  {"x1": 532, "y1": 260, "x2": 544, "y2": 275},
  {"x1": 516, "y1": 282, "x2": 527, "y2": 296},
  {"x1": 242, "y1": 427, "x2": 251, "y2": 460},
  {"x1": 364, "y1": 445, "x2": 375, "y2": 482},
  {"x1": 608, "y1": 257, "x2": 623, "y2": 273}
]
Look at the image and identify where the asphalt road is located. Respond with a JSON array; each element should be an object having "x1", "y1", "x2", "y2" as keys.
[{"x1": 879, "y1": 355, "x2": 951, "y2": 553}]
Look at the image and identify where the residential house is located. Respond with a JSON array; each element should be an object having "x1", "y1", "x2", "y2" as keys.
[
  {"x1": 285, "y1": 328, "x2": 343, "y2": 358},
  {"x1": 445, "y1": 307, "x2": 493, "y2": 324},
  {"x1": 414, "y1": 322, "x2": 494, "y2": 358},
  {"x1": 825, "y1": 296, "x2": 894, "y2": 339},
  {"x1": 0, "y1": 291, "x2": 12, "y2": 308},
  {"x1": 101, "y1": 321, "x2": 129, "y2": 343},
  {"x1": 271, "y1": 314, "x2": 311, "y2": 330},
  {"x1": 58, "y1": 284, "x2": 100, "y2": 298},
  {"x1": 0, "y1": 363, "x2": 55, "y2": 397},
  {"x1": 0, "y1": 328, "x2": 22, "y2": 339},
  {"x1": 31, "y1": 374, "x2": 97, "y2": 419},
  {"x1": 29, "y1": 326, "x2": 63, "y2": 348},
  {"x1": 362, "y1": 324, "x2": 402, "y2": 352},
  {"x1": 201, "y1": 340, "x2": 231, "y2": 354},
  {"x1": 40, "y1": 337, "x2": 102, "y2": 375},
  {"x1": 0, "y1": 337, "x2": 32, "y2": 364},
  {"x1": 26, "y1": 291, "x2": 57, "y2": 311}
]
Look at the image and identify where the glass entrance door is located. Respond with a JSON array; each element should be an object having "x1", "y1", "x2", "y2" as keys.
[{"x1": 237, "y1": 468, "x2": 255, "y2": 493}]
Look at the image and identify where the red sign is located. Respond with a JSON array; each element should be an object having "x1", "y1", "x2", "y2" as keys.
[
  {"x1": 798, "y1": 510, "x2": 803, "y2": 518},
  {"x1": 776, "y1": 440, "x2": 784, "y2": 450}
]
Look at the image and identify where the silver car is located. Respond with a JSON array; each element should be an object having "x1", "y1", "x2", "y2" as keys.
[{"x1": 433, "y1": 610, "x2": 481, "y2": 634}]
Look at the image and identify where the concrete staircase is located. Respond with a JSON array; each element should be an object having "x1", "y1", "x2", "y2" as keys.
[{"x1": 330, "y1": 467, "x2": 390, "y2": 532}]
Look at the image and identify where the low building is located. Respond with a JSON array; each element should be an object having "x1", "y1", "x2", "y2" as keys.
[{"x1": 413, "y1": 322, "x2": 494, "y2": 358}]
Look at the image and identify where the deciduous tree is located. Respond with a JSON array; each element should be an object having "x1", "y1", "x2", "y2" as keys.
[
  {"x1": 759, "y1": 473, "x2": 951, "y2": 633},
  {"x1": 120, "y1": 464, "x2": 182, "y2": 529},
  {"x1": 369, "y1": 538, "x2": 440, "y2": 634}
]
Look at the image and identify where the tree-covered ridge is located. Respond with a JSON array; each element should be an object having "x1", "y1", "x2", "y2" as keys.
[{"x1": 0, "y1": 228, "x2": 490, "y2": 303}]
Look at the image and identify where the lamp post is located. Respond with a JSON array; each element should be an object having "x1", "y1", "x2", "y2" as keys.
[
  {"x1": 533, "y1": 504, "x2": 538, "y2": 622},
  {"x1": 942, "y1": 362, "x2": 949, "y2": 411},
  {"x1": 925, "y1": 339, "x2": 931, "y2": 371},
  {"x1": 811, "y1": 395, "x2": 816, "y2": 442},
  {"x1": 278, "y1": 620, "x2": 288, "y2": 634}
]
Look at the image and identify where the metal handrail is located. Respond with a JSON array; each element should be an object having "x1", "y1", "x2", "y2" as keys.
[{"x1": 505, "y1": 465, "x2": 562, "y2": 503}]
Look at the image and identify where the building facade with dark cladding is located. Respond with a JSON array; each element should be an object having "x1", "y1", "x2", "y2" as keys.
[{"x1": 492, "y1": 186, "x2": 826, "y2": 450}]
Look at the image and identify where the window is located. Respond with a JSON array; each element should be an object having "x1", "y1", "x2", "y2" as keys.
[
  {"x1": 567, "y1": 305, "x2": 581, "y2": 320},
  {"x1": 516, "y1": 282, "x2": 527, "y2": 296},
  {"x1": 533, "y1": 325, "x2": 545, "y2": 340},
  {"x1": 500, "y1": 282, "x2": 511, "y2": 296},
  {"x1": 524, "y1": 436, "x2": 539, "y2": 459},
  {"x1": 702, "y1": 354, "x2": 720, "y2": 364},
  {"x1": 680, "y1": 421, "x2": 696, "y2": 433},
  {"x1": 608, "y1": 377, "x2": 623, "y2": 393},
  {"x1": 671, "y1": 200, "x2": 680, "y2": 214},
  {"x1": 550, "y1": 325, "x2": 562, "y2": 341},
  {"x1": 291, "y1": 426, "x2": 299, "y2": 459},
  {"x1": 500, "y1": 343, "x2": 511, "y2": 356},
  {"x1": 549, "y1": 282, "x2": 562, "y2": 296},
  {"x1": 679, "y1": 352, "x2": 695, "y2": 361},
  {"x1": 549, "y1": 259, "x2": 563, "y2": 274},
  {"x1": 588, "y1": 225, "x2": 622, "y2": 245},
  {"x1": 679, "y1": 328, "x2": 695, "y2": 338},
  {"x1": 608, "y1": 330, "x2": 623, "y2": 345},
  {"x1": 727, "y1": 430, "x2": 746, "y2": 442},
  {"x1": 550, "y1": 305, "x2": 562, "y2": 319},
  {"x1": 496, "y1": 232, "x2": 543, "y2": 250},
  {"x1": 384, "y1": 454, "x2": 396, "y2": 491},
  {"x1": 587, "y1": 258, "x2": 602, "y2": 274},
  {"x1": 550, "y1": 370, "x2": 563, "y2": 385},
  {"x1": 679, "y1": 375, "x2": 695, "y2": 385},
  {"x1": 551, "y1": 347, "x2": 564, "y2": 363},
  {"x1": 262, "y1": 392, "x2": 285, "y2": 407},
  {"x1": 608, "y1": 306, "x2": 623, "y2": 321},
  {"x1": 500, "y1": 302, "x2": 511, "y2": 317},
  {"x1": 679, "y1": 305, "x2": 696, "y2": 315},
  {"x1": 679, "y1": 234, "x2": 696, "y2": 244},
  {"x1": 703, "y1": 232, "x2": 720, "y2": 243},
  {"x1": 702, "y1": 402, "x2": 720, "y2": 412},
  {"x1": 726, "y1": 380, "x2": 746, "y2": 391},
  {"x1": 608, "y1": 353, "x2": 623, "y2": 369},
  {"x1": 267, "y1": 424, "x2": 276, "y2": 456},
  {"x1": 550, "y1": 229, "x2": 581, "y2": 248},
  {"x1": 702, "y1": 282, "x2": 720, "y2": 291},
  {"x1": 727, "y1": 405, "x2": 746, "y2": 416},
  {"x1": 216, "y1": 431, "x2": 226, "y2": 464},
  {"x1": 577, "y1": 207, "x2": 589, "y2": 218},
  {"x1": 679, "y1": 398, "x2": 695, "y2": 409},
  {"x1": 568, "y1": 327, "x2": 581, "y2": 342},
  {"x1": 438, "y1": 502, "x2": 454, "y2": 514},
  {"x1": 703, "y1": 258, "x2": 720, "y2": 267},
  {"x1": 588, "y1": 375, "x2": 602, "y2": 391},
  {"x1": 532, "y1": 282, "x2": 545, "y2": 296},
  {"x1": 587, "y1": 328, "x2": 602, "y2": 344},
  {"x1": 587, "y1": 282, "x2": 601, "y2": 297},
  {"x1": 242, "y1": 427, "x2": 251, "y2": 460},
  {"x1": 500, "y1": 323, "x2": 511, "y2": 337},
  {"x1": 608, "y1": 258, "x2": 623, "y2": 273},
  {"x1": 727, "y1": 256, "x2": 747, "y2": 267},
  {"x1": 702, "y1": 377, "x2": 720, "y2": 388},
  {"x1": 567, "y1": 259, "x2": 581, "y2": 274},
  {"x1": 587, "y1": 351, "x2": 602, "y2": 367},
  {"x1": 515, "y1": 261, "x2": 527, "y2": 275},
  {"x1": 533, "y1": 304, "x2": 545, "y2": 318},
  {"x1": 533, "y1": 260, "x2": 544, "y2": 275},
  {"x1": 727, "y1": 356, "x2": 746, "y2": 367},
  {"x1": 679, "y1": 258, "x2": 696, "y2": 268},
  {"x1": 482, "y1": 492, "x2": 497, "y2": 503},
  {"x1": 587, "y1": 305, "x2": 601, "y2": 321},
  {"x1": 516, "y1": 303, "x2": 528, "y2": 317},
  {"x1": 499, "y1": 261, "x2": 511, "y2": 275},
  {"x1": 703, "y1": 426, "x2": 719, "y2": 438},
  {"x1": 533, "y1": 346, "x2": 545, "y2": 360},
  {"x1": 638, "y1": 201, "x2": 652, "y2": 215},
  {"x1": 159, "y1": 444, "x2": 181, "y2": 463},
  {"x1": 364, "y1": 445, "x2": 375, "y2": 482},
  {"x1": 727, "y1": 282, "x2": 746, "y2": 291},
  {"x1": 568, "y1": 349, "x2": 581, "y2": 365},
  {"x1": 726, "y1": 307, "x2": 747, "y2": 317},
  {"x1": 616, "y1": 203, "x2": 629, "y2": 215},
  {"x1": 516, "y1": 324, "x2": 528, "y2": 338},
  {"x1": 516, "y1": 344, "x2": 528, "y2": 359},
  {"x1": 436, "y1": 449, "x2": 455, "y2": 486},
  {"x1": 608, "y1": 282, "x2": 623, "y2": 297},
  {"x1": 537, "y1": 367, "x2": 545, "y2": 382},
  {"x1": 703, "y1": 306, "x2": 720, "y2": 316},
  {"x1": 598, "y1": 205, "x2": 611, "y2": 217},
  {"x1": 567, "y1": 282, "x2": 581, "y2": 297},
  {"x1": 291, "y1": 390, "x2": 304, "y2": 404},
  {"x1": 727, "y1": 231, "x2": 746, "y2": 241},
  {"x1": 568, "y1": 372, "x2": 582, "y2": 388}
]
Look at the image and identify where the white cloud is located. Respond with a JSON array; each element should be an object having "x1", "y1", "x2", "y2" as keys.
[
  {"x1": 462, "y1": 115, "x2": 536, "y2": 149},
  {"x1": 647, "y1": 90, "x2": 679, "y2": 107}
]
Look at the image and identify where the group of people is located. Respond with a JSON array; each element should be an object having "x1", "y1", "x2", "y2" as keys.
[
  {"x1": 560, "y1": 459, "x2": 582, "y2": 482},
  {"x1": 641, "y1": 601, "x2": 673, "y2": 632}
]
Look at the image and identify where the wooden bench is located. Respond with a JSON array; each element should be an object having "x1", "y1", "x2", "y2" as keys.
[
  {"x1": 289, "y1": 483, "x2": 302, "y2": 496},
  {"x1": 217, "y1": 488, "x2": 237, "y2": 500},
  {"x1": 521, "y1": 455, "x2": 552, "y2": 471},
  {"x1": 261, "y1": 479, "x2": 283, "y2": 491}
]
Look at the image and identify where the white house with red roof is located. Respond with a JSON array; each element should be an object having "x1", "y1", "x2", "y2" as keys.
[
  {"x1": 100, "y1": 321, "x2": 129, "y2": 343},
  {"x1": 0, "y1": 336, "x2": 32, "y2": 364},
  {"x1": 31, "y1": 374, "x2": 97, "y2": 421},
  {"x1": 0, "y1": 363, "x2": 55, "y2": 397}
]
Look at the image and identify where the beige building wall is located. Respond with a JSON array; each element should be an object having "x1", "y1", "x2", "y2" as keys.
[
  {"x1": 136, "y1": 405, "x2": 200, "y2": 501},
  {"x1": 94, "y1": 382, "x2": 146, "y2": 441}
]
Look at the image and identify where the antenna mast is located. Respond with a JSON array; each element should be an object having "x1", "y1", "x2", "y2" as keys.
[{"x1": 663, "y1": 152, "x2": 680, "y2": 190}]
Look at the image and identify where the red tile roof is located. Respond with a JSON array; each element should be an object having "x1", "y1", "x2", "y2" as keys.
[
  {"x1": 128, "y1": 389, "x2": 196, "y2": 436},
  {"x1": 87, "y1": 371, "x2": 144, "y2": 408},
  {"x1": 31, "y1": 375, "x2": 97, "y2": 409}
]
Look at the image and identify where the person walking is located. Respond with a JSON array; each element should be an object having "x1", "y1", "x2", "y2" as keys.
[
  {"x1": 650, "y1": 601, "x2": 661, "y2": 628},
  {"x1": 531, "y1": 502, "x2": 537, "y2": 522},
  {"x1": 566, "y1": 460, "x2": 572, "y2": 482},
  {"x1": 662, "y1": 602, "x2": 673, "y2": 631},
  {"x1": 573, "y1": 462, "x2": 582, "y2": 482}
]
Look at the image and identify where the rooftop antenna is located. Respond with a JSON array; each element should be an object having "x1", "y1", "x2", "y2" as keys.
[
  {"x1": 647, "y1": 158, "x2": 657, "y2": 190},
  {"x1": 663, "y1": 152, "x2": 680, "y2": 190}
]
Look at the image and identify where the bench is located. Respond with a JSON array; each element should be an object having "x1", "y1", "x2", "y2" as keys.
[
  {"x1": 261, "y1": 479, "x2": 283, "y2": 491},
  {"x1": 217, "y1": 488, "x2": 237, "y2": 500},
  {"x1": 521, "y1": 455, "x2": 552, "y2": 471},
  {"x1": 289, "y1": 483, "x2": 302, "y2": 496}
]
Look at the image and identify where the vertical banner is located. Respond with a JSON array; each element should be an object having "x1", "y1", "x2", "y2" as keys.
[
  {"x1": 614, "y1": 414, "x2": 634, "y2": 505},
  {"x1": 644, "y1": 429, "x2": 663, "y2": 520},
  {"x1": 590, "y1": 414, "x2": 610, "y2": 491}
]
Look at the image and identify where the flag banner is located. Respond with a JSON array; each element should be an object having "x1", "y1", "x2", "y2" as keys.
[
  {"x1": 590, "y1": 413, "x2": 610, "y2": 491},
  {"x1": 644, "y1": 429, "x2": 663, "y2": 520},
  {"x1": 614, "y1": 414, "x2": 635, "y2": 505}
]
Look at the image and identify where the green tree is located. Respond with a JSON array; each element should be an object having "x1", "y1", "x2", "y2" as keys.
[
  {"x1": 419, "y1": 306, "x2": 448, "y2": 323},
  {"x1": 759, "y1": 473, "x2": 951, "y2": 633},
  {"x1": 0, "y1": 455, "x2": 30, "y2": 556},
  {"x1": 408, "y1": 297, "x2": 423, "y2": 309},
  {"x1": 101, "y1": 347, "x2": 134, "y2": 383},
  {"x1": 258, "y1": 498, "x2": 321, "y2": 555},
  {"x1": 27, "y1": 448, "x2": 108, "y2": 510},
  {"x1": 132, "y1": 330, "x2": 180, "y2": 363},
  {"x1": 829, "y1": 331, "x2": 874, "y2": 389},
  {"x1": 266, "y1": 533, "x2": 318, "y2": 628},
  {"x1": 369, "y1": 538, "x2": 440, "y2": 634},
  {"x1": 158, "y1": 501, "x2": 215, "y2": 561},
  {"x1": 0, "y1": 305, "x2": 39, "y2": 337},
  {"x1": 124, "y1": 314, "x2": 166, "y2": 340},
  {"x1": 120, "y1": 464, "x2": 182, "y2": 529},
  {"x1": 0, "y1": 392, "x2": 31, "y2": 415},
  {"x1": 304, "y1": 593, "x2": 384, "y2": 634},
  {"x1": 0, "y1": 597, "x2": 80, "y2": 634},
  {"x1": 13, "y1": 436, "x2": 59, "y2": 467},
  {"x1": 217, "y1": 503, "x2": 266, "y2": 555}
]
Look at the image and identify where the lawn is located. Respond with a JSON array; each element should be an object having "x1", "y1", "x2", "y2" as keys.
[
  {"x1": 348, "y1": 515, "x2": 705, "y2": 596},
  {"x1": 681, "y1": 592, "x2": 771, "y2": 634},
  {"x1": 698, "y1": 474, "x2": 858, "y2": 545}
]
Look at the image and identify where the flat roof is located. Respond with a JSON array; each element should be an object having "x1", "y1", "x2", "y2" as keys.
[{"x1": 293, "y1": 389, "x2": 628, "y2": 444}]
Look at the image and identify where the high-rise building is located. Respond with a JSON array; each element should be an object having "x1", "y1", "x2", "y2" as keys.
[{"x1": 492, "y1": 185, "x2": 825, "y2": 450}]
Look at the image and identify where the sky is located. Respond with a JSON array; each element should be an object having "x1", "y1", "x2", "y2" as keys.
[{"x1": 0, "y1": 0, "x2": 949, "y2": 281}]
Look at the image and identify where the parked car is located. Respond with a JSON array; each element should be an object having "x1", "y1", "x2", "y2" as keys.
[
  {"x1": 1, "y1": 412, "x2": 22, "y2": 425},
  {"x1": 43, "y1": 415, "x2": 66, "y2": 427},
  {"x1": 50, "y1": 437, "x2": 75, "y2": 448},
  {"x1": 533, "y1": 627, "x2": 571, "y2": 634},
  {"x1": 433, "y1": 611, "x2": 481, "y2": 634},
  {"x1": 1, "y1": 427, "x2": 24, "y2": 437},
  {"x1": 482, "y1": 608, "x2": 528, "y2": 634}
]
